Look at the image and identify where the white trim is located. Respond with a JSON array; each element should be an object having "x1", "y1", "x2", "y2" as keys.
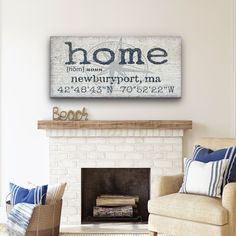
[
  {"x1": 233, "y1": 0, "x2": 236, "y2": 136},
  {"x1": 0, "y1": 0, "x2": 2, "y2": 206}
]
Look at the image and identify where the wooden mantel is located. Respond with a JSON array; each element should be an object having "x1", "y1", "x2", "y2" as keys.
[{"x1": 38, "y1": 120, "x2": 192, "y2": 130}]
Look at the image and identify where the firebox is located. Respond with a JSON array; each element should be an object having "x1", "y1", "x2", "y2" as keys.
[{"x1": 81, "y1": 168, "x2": 150, "y2": 223}]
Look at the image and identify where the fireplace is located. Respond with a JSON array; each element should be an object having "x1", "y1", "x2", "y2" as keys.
[
  {"x1": 38, "y1": 120, "x2": 192, "y2": 225},
  {"x1": 81, "y1": 168, "x2": 150, "y2": 223}
]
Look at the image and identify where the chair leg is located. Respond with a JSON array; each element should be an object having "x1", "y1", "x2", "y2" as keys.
[{"x1": 149, "y1": 231, "x2": 158, "y2": 236}]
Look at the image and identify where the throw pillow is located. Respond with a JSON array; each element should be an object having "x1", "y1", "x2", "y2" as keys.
[
  {"x1": 179, "y1": 158, "x2": 228, "y2": 198},
  {"x1": 10, "y1": 183, "x2": 48, "y2": 205},
  {"x1": 46, "y1": 182, "x2": 67, "y2": 204},
  {"x1": 193, "y1": 145, "x2": 236, "y2": 187}
]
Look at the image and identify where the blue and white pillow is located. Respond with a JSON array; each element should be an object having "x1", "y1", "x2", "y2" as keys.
[
  {"x1": 179, "y1": 158, "x2": 228, "y2": 198},
  {"x1": 10, "y1": 183, "x2": 48, "y2": 205},
  {"x1": 192, "y1": 145, "x2": 236, "y2": 187}
]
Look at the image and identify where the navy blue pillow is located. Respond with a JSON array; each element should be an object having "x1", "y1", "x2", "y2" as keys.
[
  {"x1": 193, "y1": 145, "x2": 236, "y2": 186},
  {"x1": 10, "y1": 183, "x2": 48, "y2": 205}
]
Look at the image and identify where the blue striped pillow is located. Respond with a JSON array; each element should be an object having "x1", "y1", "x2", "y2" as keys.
[
  {"x1": 193, "y1": 145, "x2": 236, "y2": 187},
  {"x1": 180, "y1": 158, "x2": 229, "y2": 198},
  {"x1": 10, "y1": 183, "x2": 48, "y2": 205}
]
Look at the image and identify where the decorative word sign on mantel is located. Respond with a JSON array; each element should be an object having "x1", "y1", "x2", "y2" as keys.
[
  {"x1": 53, "y1": 107, "x2": 88, "y2": 121},
  {"x1": 50, "y1": 36, "x2": 181, "y2": 98}
]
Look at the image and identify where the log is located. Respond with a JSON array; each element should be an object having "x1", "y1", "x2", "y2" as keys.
[
  {"x1": 93, "y1": 206, "x2": 133, "y2": 218},
  {"x1": 99, "y1": 194, "x2": 139, "y2": 203},
  {"x1": 96, "y1": 197, "x2": 136, "y2": 206}
]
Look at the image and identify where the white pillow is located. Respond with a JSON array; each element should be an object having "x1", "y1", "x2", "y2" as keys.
[
  {"x1": 46, "y1": 182, "x2": 67, "y2": 204},
  {"x1": 179, "y1": 158, "x2": 228, "y2": 198}
]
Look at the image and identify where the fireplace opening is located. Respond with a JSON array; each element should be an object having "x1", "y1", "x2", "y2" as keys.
[{"x1": 81, "y1": 168, "x2": 150, "y2": 223}]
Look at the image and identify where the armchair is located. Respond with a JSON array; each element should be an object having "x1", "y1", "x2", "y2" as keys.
[{"x1": 148, "y1": 138, "x2": 236, "y2": 236}]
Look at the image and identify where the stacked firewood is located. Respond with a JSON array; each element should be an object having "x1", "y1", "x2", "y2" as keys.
[{"x1": 93, "y1": 194, "x2": 139, "y2": 218}]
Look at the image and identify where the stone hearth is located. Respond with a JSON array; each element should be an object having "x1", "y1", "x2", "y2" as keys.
[{"x1": 39, "y1": 120, "x2": 191, "y2": 225}]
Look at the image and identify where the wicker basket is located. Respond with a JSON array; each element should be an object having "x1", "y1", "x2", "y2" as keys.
[{"x1": 6, "y1": 200, "x2": 62, "y2": 236}]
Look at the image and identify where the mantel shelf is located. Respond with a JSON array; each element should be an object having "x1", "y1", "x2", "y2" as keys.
[{"x1": 38, "y1": 120, "x2": 192, "y2": 130}]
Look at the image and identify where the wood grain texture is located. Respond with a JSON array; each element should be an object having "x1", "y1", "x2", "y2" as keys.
[
  {"x1": 96, "y1": 197, "x2": 136, "y2": 207},
  {"x1": 37, "y1": 120, "x2": 192, "y2": 130},
  {"x1": 149, "y1": 232, "x2": 158, "y2": 236},
  {"x1": 93, "y1": 206, "x2": 133, "y2": 217}
]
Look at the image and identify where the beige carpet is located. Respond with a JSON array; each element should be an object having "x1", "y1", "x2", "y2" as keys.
[
  {"x1": 0, "y1": 227, "x2": 149, "y2": 236},
  {"x1": 0, "y1": 225, "x2": 150, "y2": 236},
  {"x1": 60, "y1": 234, "x2": 149, "y2": 236},
  {"x1": 0, "y1": 224, "x2": 168, "y2": 236}
]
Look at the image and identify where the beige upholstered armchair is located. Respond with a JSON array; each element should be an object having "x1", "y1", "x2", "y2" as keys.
[{"x1": 148, "y1": 138, "x2": 236, "y2": 236}]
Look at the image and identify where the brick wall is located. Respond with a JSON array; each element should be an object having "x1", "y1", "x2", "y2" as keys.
[{"x1": 47, "y1": 129, "x2": 183, "y2": 225}]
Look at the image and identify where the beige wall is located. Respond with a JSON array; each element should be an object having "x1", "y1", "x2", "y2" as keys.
[{"x1": 0, "y1": 0, "x2": 235, "y2": 199}]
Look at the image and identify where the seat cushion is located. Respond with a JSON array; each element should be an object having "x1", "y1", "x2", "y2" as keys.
[{"x1": 148, "y1": 193, "x2": 228, "y2": 226}]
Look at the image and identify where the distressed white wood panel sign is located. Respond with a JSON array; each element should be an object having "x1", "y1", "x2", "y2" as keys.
[{"x1": 50, "y1": 36, "x2": 181, "y2": 98}]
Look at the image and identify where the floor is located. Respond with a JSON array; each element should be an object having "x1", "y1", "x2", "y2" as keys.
[
  {"x1": 61, "y1": 223, "x2": 148, "y2": 234},
  {"x1": 1, "y1": 206, "x2": 150, "y2": 235},
  {"x1": 0, "y1": 223, "x2": 149, "y2": 236}
]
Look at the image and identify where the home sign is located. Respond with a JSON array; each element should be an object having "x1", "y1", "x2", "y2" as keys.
[{"x1": 50, "y1": 36, "x2": 181, "y2": 98}]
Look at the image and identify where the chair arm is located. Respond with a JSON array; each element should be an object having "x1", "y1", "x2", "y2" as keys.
[
  {"x1": 222, "y1": 183, "x2": 236, "y2": 236},
  {"x1": 152, "y1": 173, "x2": 184, "y2": 198}
]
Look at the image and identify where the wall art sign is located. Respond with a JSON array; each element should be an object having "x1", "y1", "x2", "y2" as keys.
[
  {"x1": 50, "y1": 36, "x2": 181, "y2": 98},
  {"x1": 52, "y1": 107, "x2": 88, "y2": 121}
]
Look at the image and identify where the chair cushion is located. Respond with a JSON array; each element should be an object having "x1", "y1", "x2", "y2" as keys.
[{"x1": 148, "y1": 193, "x2": 228, "y2": 226}]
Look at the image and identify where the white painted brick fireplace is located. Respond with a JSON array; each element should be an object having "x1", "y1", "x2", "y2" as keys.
[{"x1": 45, "y1": 128, "x2": 184, "y2": 225}]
